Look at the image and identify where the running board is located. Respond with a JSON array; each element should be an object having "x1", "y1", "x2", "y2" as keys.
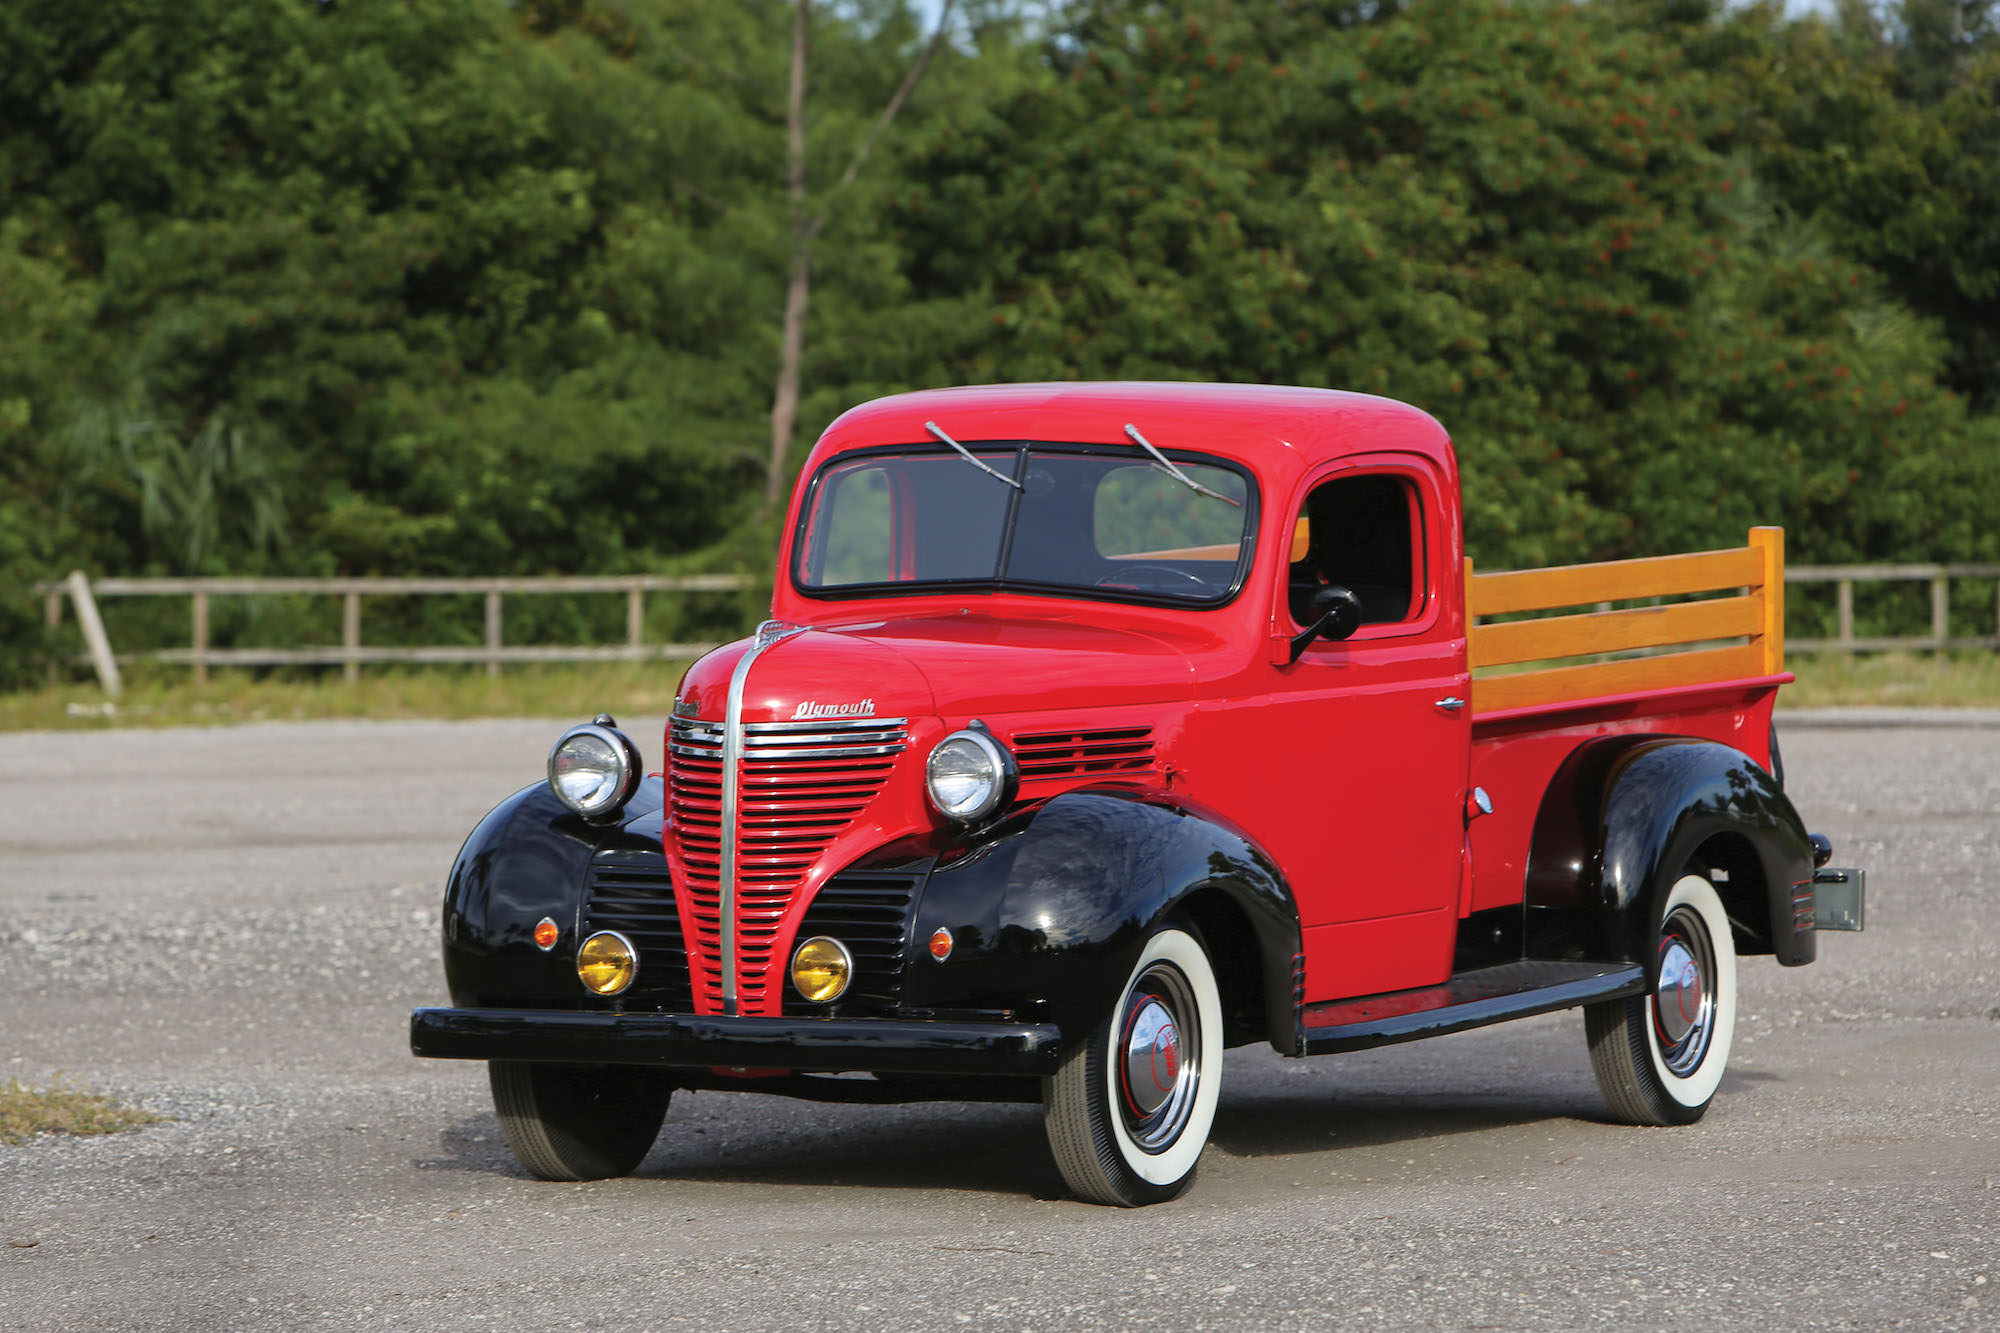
[{"x1": 1299, "y1": 960, "x2": 1646, "y2": 1055}]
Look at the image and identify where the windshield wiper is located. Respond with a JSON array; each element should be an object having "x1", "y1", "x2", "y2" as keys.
[
  {"x1": 925, "y1": 421, "x2": 1022, "y2": 490},
  {"x1": 1123, "y1": 424, "x2": 1243, "y2": 507}
]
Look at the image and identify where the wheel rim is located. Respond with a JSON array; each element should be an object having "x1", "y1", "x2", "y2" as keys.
[
  {"x1": 1116, "y1": 962, "x2": 1202, "y2": 1153},
  {"x1": 1652, "y1": 903, "x2": 1717, "y2": 1077}
]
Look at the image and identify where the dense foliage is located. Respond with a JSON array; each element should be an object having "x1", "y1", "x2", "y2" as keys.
[{"x1": 2, "y1": 0, "x2": 1995, "y2": 680}]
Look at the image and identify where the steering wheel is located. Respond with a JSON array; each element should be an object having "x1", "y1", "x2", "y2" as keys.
[{"x1": 1097, "y1": 563, "x2": 1212, "y2": 594}]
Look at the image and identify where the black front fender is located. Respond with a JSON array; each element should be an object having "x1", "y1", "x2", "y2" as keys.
[
  {"x1": 906, "y1": 789, "x2": 1303, "y2": 1053},
  {"x1": 440, "y1": 777, "x2": 665, "y2": 1008}
]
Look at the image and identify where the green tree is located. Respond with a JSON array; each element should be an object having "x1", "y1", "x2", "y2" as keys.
[
  {"x1": 0, "y1": 0, "x2": 763, "y2": 584},
  {"x1": 885, "y1": 0, "x2": 1992, "y2": 567},
  {"x1": 1704, "y1": 0, "x2": 2000, "y2": 409}
]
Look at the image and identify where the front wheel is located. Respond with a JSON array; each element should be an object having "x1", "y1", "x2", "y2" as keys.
[
  {"x1": 488, "y1": 1061, "x2": 673, "y2": 1181},
  {"x1": 1042, "y1": 924, "x2": 1224, "y2": 1206},
  {"x1": 1585, "y1": 872, "x2": 1738, "y2": 1125}
]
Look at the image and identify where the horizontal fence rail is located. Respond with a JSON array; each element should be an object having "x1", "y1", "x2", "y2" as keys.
[
  {"x1": 37, "y1": 572, "x2": 755, "y2": 695},
  {"x1": 32, "y1": 561, "x2": 2000, "y2": 698},
  {"x1": 1786, "y1": 563, "x2": 2000, "y2": 653}
]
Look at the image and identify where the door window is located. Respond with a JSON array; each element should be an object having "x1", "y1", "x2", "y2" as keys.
[{"x1": 1288, "y1": 474, "x2": 1422, "y2": 628}]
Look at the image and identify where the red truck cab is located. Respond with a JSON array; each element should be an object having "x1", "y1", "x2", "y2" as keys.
[{"x1": 413, "y1": 382, "x2": 1865, "y2": 1206}]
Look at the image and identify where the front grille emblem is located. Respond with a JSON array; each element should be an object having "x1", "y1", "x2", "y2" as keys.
[{"x1": 793, "y1": 698, "x2": 875, "y2": 720}]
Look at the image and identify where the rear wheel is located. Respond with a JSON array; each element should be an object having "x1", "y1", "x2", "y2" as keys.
[
  {"x1": 488, "y1": 1061, "x2": 673, "y2": 1180},
  {"x1": 1586, "y1": 873, "x2": 1738, "y2": 1125},
  {"x1": 1042, "y1": 924, "x2": 1223, "y2": 1206}
]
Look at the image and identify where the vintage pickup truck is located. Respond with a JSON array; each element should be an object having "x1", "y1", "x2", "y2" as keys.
[{"x1": 411, "y1": 382, "x2": 1865, "y2": 1206}]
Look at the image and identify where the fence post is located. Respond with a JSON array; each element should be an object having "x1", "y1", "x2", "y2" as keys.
[
  {"x1": 191, "y1": 590, "x2": 210, "y2": 686},
  {"x1": 627, "y1": 584, "x2": 644, "y2": 657},
  {"x1": 1836, "y1": 579, "x2": 1854, "y2": 647},
  {"x1": 342, "y1": 592, "x2": 361, "y2": 684},
  {"x1": 44, "y1": 585, "x2": 62, "y2": 687},
  {"x1": 485, "y1": 590, "x2": 502, "y2": 680},
  {"x1": 66, "y1": 571, "x2": 124, "y2": 697},
  {"x1": 1931, "y1": 574, "x2": 1950, "y2": 648}
]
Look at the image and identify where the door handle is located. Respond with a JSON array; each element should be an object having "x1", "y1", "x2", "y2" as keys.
[{"x1": 1435, "y1": 696, "x2": 1466, "y2": 712}]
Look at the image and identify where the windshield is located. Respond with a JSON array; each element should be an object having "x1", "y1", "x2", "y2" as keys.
[{"x1": 793, "y1": 443, "x2": 1257, "y2": 605}]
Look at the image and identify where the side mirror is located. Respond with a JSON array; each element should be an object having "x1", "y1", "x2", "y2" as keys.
[{"x1": 1287, "y1": 585, "x2": 1364, "y2": 664}]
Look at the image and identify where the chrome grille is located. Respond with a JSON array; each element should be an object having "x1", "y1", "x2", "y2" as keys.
[
  {"x1": 667, "y1": 715, "x2": 907, "y2": 1013},
  {"x1": 1011, "y1": 726, "x2": 1155, "y2": 779}
]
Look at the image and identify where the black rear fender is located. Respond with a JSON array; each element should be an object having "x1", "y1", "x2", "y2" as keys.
[{"x1": 1524, "y1": 738, "x2": 1816, "y2": 976}]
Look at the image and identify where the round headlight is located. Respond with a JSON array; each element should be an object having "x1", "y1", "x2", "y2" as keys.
[
  {"x1": 790, "y1": 936, "x2": 854, "y2": 1004},
  {"x1": 925, "y1": 727, "x2": 1016, "y2": 823},
  {"x1": 577, "y1": 931, "x2": 638, "y2": 995},
  {"x1": 547, "y1": 718, "x2": 640, "y2": 819}
]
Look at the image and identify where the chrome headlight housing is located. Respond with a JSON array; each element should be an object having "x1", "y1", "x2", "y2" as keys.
[
  {"x1": 925, "y1": 725, "x2": 1017, "y2": 824},
  {"x1": 547, "y1": 714, "x2": 641, "y2": 819}
]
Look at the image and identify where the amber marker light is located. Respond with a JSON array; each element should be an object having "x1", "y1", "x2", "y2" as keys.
[
  {"x1": 928, "y1": 927, "x2": 954, "y2": 962},
  {"x1": 790, "y1": 937, "x2": 853, "y2": 1004},
  {"x1": 576, "y1": 931, "x2": 638, "y2": 996},
  {"x1": 533, "y1": 917, "x2": 559, "y2": 951}
]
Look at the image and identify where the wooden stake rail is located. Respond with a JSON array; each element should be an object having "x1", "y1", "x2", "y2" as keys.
[{"x1": 1467, "y1": 527, "x2": 1785, "y2": 715}]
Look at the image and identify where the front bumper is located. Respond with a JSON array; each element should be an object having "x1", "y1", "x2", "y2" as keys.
[{"x1": 409, "y1": 1007, "x2": 1064, "y2": 1077}]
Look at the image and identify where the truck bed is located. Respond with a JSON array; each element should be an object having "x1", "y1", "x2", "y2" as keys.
[{"x1": 1463, "y1": 528, "x2": 1790, "y2": 916}]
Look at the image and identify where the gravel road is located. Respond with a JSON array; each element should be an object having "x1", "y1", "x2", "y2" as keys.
[{"x1": 1, "y1": 718, "x2": 1994, "y2": 1331}]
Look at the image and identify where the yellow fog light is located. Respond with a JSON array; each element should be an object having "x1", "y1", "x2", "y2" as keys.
[
  {"x1": 790, "y1": 936, "x2": 854, "y2": 1004},
  {"x1": 576, "y1": 931, "x2": 638, "y2": 996}
]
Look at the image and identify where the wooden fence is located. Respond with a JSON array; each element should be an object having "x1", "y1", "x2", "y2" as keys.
[
  {"x1": 31, "y1": 561, "x2": 2000, "y2": 697},
  {"x1": 1786, "y1": 563, "x2": 2000, "y2": 652},
  {"x1": 37, "y1": 572, "x2": 754, "y2": 695}
]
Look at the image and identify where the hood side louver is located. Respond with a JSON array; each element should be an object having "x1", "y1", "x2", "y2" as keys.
[{"x1": 1010, "y1": 726, "x2": 1156, "y2": 780}]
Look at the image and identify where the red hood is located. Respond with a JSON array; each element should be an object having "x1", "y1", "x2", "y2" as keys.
[{"x1": 675, "y1": 614, "x2": 1195, "y2": 723}]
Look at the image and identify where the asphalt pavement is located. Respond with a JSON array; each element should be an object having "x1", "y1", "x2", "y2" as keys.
[{"x1": 0, "y1": 716, "x2": 1994, "y2": 1331}]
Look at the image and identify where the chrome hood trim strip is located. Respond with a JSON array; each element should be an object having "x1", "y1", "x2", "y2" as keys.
[{"x1": 720, "y1": 620, "x2": 806, "y2": 1013}]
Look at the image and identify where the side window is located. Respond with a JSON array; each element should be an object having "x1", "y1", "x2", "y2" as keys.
[{"x1": 1288, "y1": 474, "x2": 1421, "y2": 628}]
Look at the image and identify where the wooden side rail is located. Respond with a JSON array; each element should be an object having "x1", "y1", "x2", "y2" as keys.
[{"x1": 1467, "y1": 527, "x2": 1784, "y2": 715}]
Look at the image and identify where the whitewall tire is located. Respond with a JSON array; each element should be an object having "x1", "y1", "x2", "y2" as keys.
[
  {"x1": 1586, "y1": 872, "x2": 1738, "y2": 1125},
  {"x1": 1042, "y1": 923, "x2": 1224, "y2": 1206}
]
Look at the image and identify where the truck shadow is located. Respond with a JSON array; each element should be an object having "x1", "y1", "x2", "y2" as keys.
[
  {"x1": 1210, "y1": 1092, "x2": 1571, "y2": 1159},
  {"x1": 415, "y1": 1104, "x2": 1068, "y2": 1198},
  {"x1": 415, "y1": 1075, "x2": 1697, "y2": 1198}
]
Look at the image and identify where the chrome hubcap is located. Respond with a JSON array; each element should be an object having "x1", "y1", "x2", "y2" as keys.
[
  {"x1": 1116, "y1": 964, "x2": 1201, "y2": 1152},
  {"x1": 1122, "y1": 998, "x2": 1181, "y2": 1117},
  {"x1": 1653, "y1": 904, "x2": 1717, "y2": 1076}
]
